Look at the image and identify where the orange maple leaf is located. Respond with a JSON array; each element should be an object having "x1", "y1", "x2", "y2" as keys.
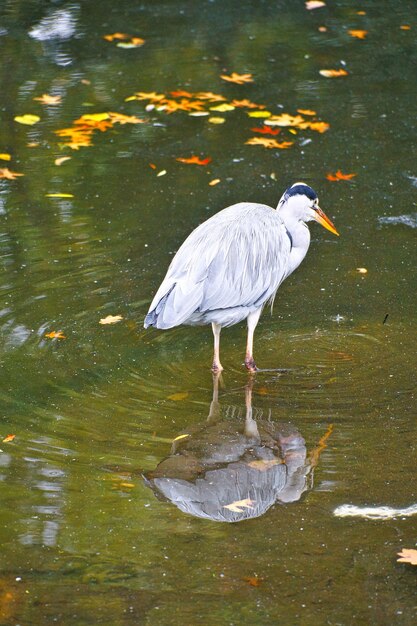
[
  {"x1": 297, "y1": 108, "x2": 317, "y2": 116},
  {"x1": 108, "y1": 112, "x2": 146, "y2": 124},
  {"x1": 45, "y1": 331, "x2": 66, "y2": 339},
  {"x1": 176, "y1": 155, "x2": 212, "y2": 165},
  {"x1": 0, "y1": 168, "x2": 24, "y2": 180},
  {"x1": 103, "y1": 32, "x2": 130, "y2": 41},
  {"x1": 397, "y1": 549, "x2": 417, "y2": 565},
  {"x1": 245, "y1": 137, "x2": 293, "y2": 149},
  {"x1": 160, "y1": 98, "x2": 205, "y2": 113},
  {"x1": 170, "y1": 90, "x2": 193, "y2": 98},
  {"x1": 319, "y1": 69, "x2": 349, "y2": 77},
  {"x1": 250, "y1": 126, "x2": 281, "y2": 135},
  {"x1": 34, "y1": 94, "x2": 62, "y2": 105},
  {"x1": 231, "y1": 99, "x2": 265, "y2": 109},
  {"x1": 194, "y1": 91, "x2": 226, "y2": 102},
  {"x1": 221, "y1": 72, "x2": 253, "y2": 85},
  {"x1": 326, "y1": 170, "x2": 356, "y2": 181},
  {"x1": 2, "y1": 434, "x2": 16, "y2": 443},
  {"x1": 348, "y1": 29, "x2": 368, "y2": 39}
]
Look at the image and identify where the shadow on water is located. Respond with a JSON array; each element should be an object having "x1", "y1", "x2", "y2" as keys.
[{"x1": 145, "y1": 374, "x2": 332, "y2": 522}]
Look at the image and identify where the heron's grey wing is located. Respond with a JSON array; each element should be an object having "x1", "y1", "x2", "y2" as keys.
[
  {"x1": 144, "y1": 203, "x2": 291, "y2": 329},
  {"x1": 200, "y1": 206, "x2": 291, "y2": 316}
]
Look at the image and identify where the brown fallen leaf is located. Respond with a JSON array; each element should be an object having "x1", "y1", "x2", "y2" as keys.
[
  {"x1": 243, "y1": 576, "x2": 264, "y2": 587},
  {"x1": 34, "y1": 94, "x2": 62, "y2": 105},
  {"x1": 348, "y1": 29, "x2": 368, "y2": 39},
  {"x1": 397, "y1": 548, "x2": 417, "y2": 565},
  {"x1": 99, "y1": 315, "x2": 123, "y2": 325},
  {"x1": 319, "y1": 69, "x2": 349, "y2": 78},
  {"x1": 45, "y1": 331, "x2": 66, "y2": 339},
  {"x1": 220, "y1": 72, "x2": 253, "y2": 85},
  {"x1": 167, "y1": 392, "x2": 189, "y2": 401},
  {"x1": 223, "y1": 498, "x2": 255, "y2": 512},
  {"x1": 245, "y1": 137, "x2": 293, "y2": 149},
  {"x1": 2, "y1": 434, "x2": 16, "y2": 443},
  {"x1": 0, "y1": 168, "x2": 24, "y2": 180},
  {"x1": 176, "y1": 155, "x2": 212, "y2": 165},
  {"x1": 326, "y1": 169, "x2": 356, "y2": 181}
]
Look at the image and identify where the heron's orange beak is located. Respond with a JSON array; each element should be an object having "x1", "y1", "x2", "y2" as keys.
[{"x1": 314, "y1": 206, "x2": 339, "y2": 236}]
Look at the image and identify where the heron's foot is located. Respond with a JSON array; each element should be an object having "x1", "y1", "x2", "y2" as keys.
[{"x1": 245, "y1": 356, "x2": 257, "y2": 373}]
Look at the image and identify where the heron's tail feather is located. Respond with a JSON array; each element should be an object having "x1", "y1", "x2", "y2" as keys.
[{"x1": 144, "y1": 280, "x2": 204, "y2": 329}]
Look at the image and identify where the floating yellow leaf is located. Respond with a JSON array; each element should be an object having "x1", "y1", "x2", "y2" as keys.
[
  {"x1": 0, "y1": 153, "x2": 11, "y2": 161},
  {"x1": 76, "y1": 112, "x2": 110, "y2": 122},
  {"x1": 14, "y1": 114, "x2": 40, "y2": 125},
  {"x1": 45, "y1": 331, "x2": 66, "y2": 339},
  {"x1": 2, "y1": 434, "x2": 16, "y2": 443},
  {"x1": 157, "y1": 170, "x2": 167, "y2": 176},
  {"x1": 303, "y1": 121, "x2": 330, "y2": 133},
  {"x1": 0, "y1": 168, "x2": 24, "y2": 180},
  {"x1": 297, "y1": 108, "x2": 316, "y2": 116},
  {"x1": 220, "y1": 72, "x2": 253, "y2": 85},
  {"x1": 99, "y1": 315, "x2": 123, "y2": 325},
  {"x1": 356, "y1": 267, "x2": 368, "y2": 274},
  {"x1": 247, "y1": 110, "x2": 271, "y2": 118},
  {"x1": 46, "y1": 193, "x2": 74, "y2": 198},
  {"x1": 167, "y1": 392, "x2": 189, "y2": 401},
  {"x1": 209, "y1": 179, "x2": 221, "y2": 186},
  {"x1": 172, "y1": 433, "x2": 190, "y2": 442},
  {"x1": 209, "y1": 103, "x2": 235, "y2": 112},
  {"x1": 400, "y1": 25, "x2": 411, "y2": 30},
  {"x1": 34, "y1": 94, "x2": 62, "y2": 105},
  {"x1": 319, "y1": 69, "x2": 349, "y2": 77},
  {"x1": 245, "y1": 137, "x2": 293, "y2": 149},
  {"x1": 348, "y1": 29, "x2": 368, "y2": 39},
  {"x1": 54, "y1": 157, "x2": 72, "y2": 166},
  {"x1": 223, "y1": 498, "x2": 255, "y2": 512},
  {"x1": 208, "y1": 116, "x2": 225, "y2": 124}
]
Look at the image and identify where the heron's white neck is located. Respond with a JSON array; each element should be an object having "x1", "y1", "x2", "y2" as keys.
[{"x1": 278, "y1": 205, "x2": 311, "y2": 275}]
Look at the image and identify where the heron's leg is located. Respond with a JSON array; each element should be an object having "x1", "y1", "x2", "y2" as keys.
[
  {"x1": 211, "y1": 322, "x2": 224, "y2": 372},
  {"x1": 245, "y1": 308, "x2": 262, "y2": 372}
]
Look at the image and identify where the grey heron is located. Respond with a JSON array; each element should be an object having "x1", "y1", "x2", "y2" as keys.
[{"x1": 144, "y1": 182, "x2": 339, "y2": 372}]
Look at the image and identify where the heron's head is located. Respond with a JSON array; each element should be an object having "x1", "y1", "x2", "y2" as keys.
[{"x1": 278, "y1": 182, "x2": 339, "y2": 236}]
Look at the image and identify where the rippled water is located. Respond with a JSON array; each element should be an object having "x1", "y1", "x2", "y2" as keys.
[{"x1": 0, "y1": 1, "x2": 416, "y2": 624}]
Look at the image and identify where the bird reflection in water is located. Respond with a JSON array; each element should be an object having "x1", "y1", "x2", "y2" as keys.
[{"x1": 145, "y1": 376, "x2": 333, "y2": 522}]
